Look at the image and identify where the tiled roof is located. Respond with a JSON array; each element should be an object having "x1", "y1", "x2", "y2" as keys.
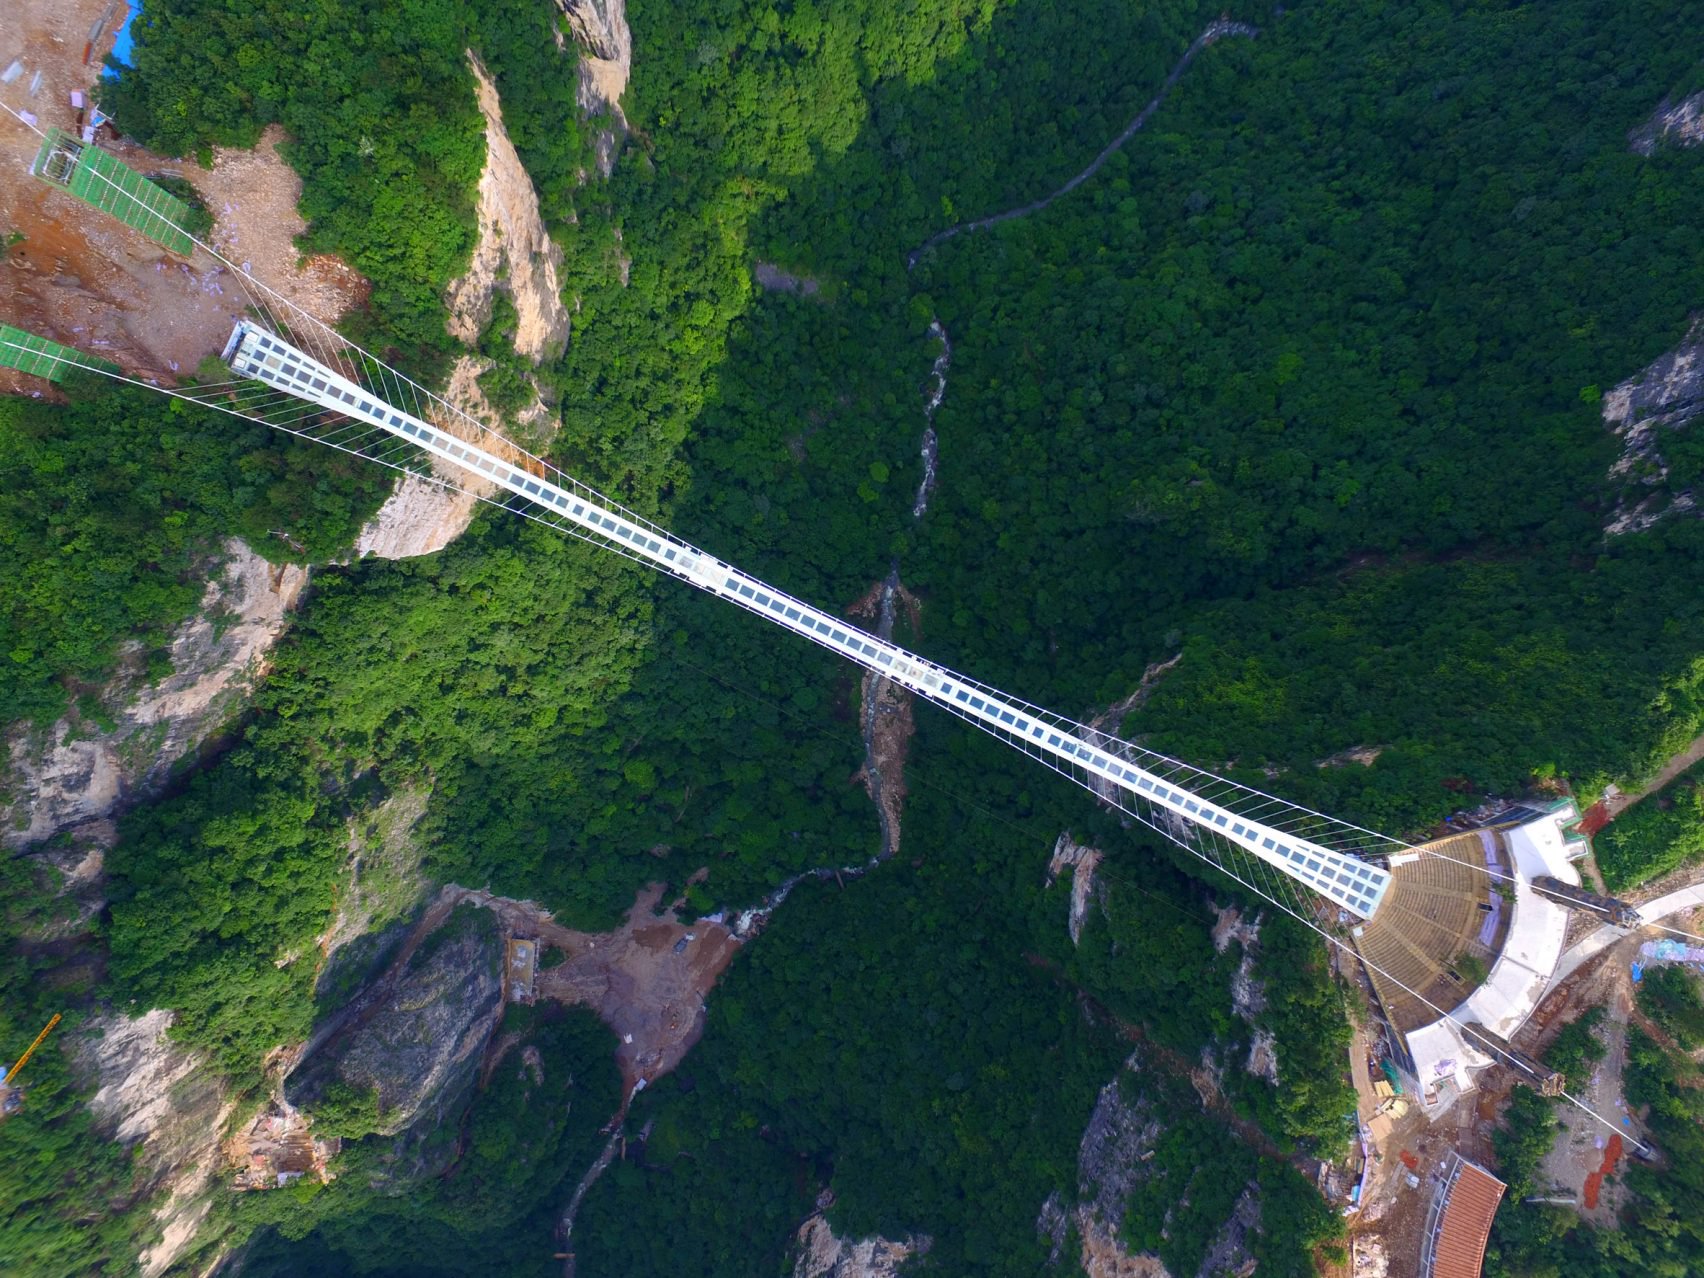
[{"x1": 1432, "y1": 1159, "x2": 1506, "y2": 1278}]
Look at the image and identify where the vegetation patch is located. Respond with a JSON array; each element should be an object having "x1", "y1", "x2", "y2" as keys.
[{"x1": 1596, "y1": 758, "x2": 1704, "y2": 891}]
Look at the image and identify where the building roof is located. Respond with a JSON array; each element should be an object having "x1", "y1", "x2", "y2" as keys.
[
  {"x1": 1375, "y1": 809, "x2": 1582, "y2": 1099},
  {"x1": 1449, "y1": 808, "x2": 1578, "y2": 1042},
  {"x1": 1428, "y1": 1156, "x2": 1506, "y2": 1278},
  {"x1": 1352, "y1": 832, "x2": 1497, "y2": 1034}
]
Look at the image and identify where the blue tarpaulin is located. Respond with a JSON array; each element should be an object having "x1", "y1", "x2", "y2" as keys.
[{"x1": 104, "y1": 6, "x2": 140, "y2": 77}]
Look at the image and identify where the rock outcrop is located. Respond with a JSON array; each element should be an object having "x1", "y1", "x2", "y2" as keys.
[
  {"x1": 792, "y1": 1212, "x2": 928, "y2": 1278},
  {"x1": 1629, "y1": 90, "x2": 1704, "y2": 155},
  {"x1": 3, "y1": 540, "x2": 307, "y2": 849},
  {"x1": 1038, "y1": 1057, "x2": 1172, "y2": 1278},
  {"x1": 560, "y1": 0, "x2": 631, "y2": 175},
  {"x1": 353, "y1": 52, "x2": 570, "y2": 562},
  {"x1": 71, "y1": 1010, "x2": 233, "y2": 1278},
  {"x1": 352, "y1": 473, "x2": 484, "y2": 561},
  {"x1": 288, "y1": 903, "x2": 503, "y2": 1143},
  {"x1": 1602, "y1": 317, "x2": 1703, "y2": 535},
  {"x1": 1048, "y1": 833, "x2": 1105, "y2": 947},
  {"x1": 445, "y1": 54, "x2": 571, "y2": 361}
]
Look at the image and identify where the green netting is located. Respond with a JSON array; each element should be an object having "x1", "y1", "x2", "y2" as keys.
[
  {"x1": 31, "y1": 130, "x2": 196, "y2": 255},
  {"x1": 0, "y1": 325, "x2": 119, "y2": 383}
]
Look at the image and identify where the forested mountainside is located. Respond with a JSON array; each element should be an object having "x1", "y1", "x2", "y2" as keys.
[{"x1": 4, "y1": 0, "x2": 1704, "y2": 1274}]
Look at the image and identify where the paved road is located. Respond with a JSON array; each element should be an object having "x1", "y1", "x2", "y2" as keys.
[{"x1": 1542, "y1": 882, "x2": 1704, "y2": 1000}]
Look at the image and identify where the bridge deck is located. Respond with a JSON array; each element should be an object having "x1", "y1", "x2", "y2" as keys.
[{"x1": 224, "y1": 320, "x2": 1396, "y2": 919}]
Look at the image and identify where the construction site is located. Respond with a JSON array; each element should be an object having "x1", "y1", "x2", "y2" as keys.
[
  {"x1": 1326, "y1": 796, "x2": 1703, "y2": 1278},
  {"x1": 1, "y1": 0, "x2": 364, "y2": 396}
]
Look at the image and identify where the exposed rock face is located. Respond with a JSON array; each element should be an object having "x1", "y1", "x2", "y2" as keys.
[
  {"x1": 1317, "y1": 744, "x2": 1386, "y2": 769},
  {"x1": 560, "y1": 0, "x2": 631, "y2": 175},
  {"x1": 17, "y1": 821, "x2": 112, "y2": 940},
  {"x1": 1038, "y1": 1057, "x2": 1172, "y2": 1278},
  {"x1": 1602, "y1": 317, "x2": 1703, "y2": 535},
  {"x1": 792, "y1": 1213, "x2": 928, "y2": 1278},
  {"x1": 1048, "y1": 833, "x2": 1105, "y2": 947},
  {"x1": 1629, "y1": 90, "x2": 1704, "y2": 155},
  {"x1": 288, "y1": 904, "x2": 503, "y2": 1141},
  {"x1": 352, "y1": 473, "x2": 483, "y2": 561},
  {"x1": 316, "y1": 788, "x2": 433, "y2": 991},
  {"x1": 77, "y1": 1010, "x2": 222, "y2": 1150},
  {"x1": 1192, "y1": 1184, "x2": 1260, "y2": 1278},
  {"x1": 1211, "y1": 906, "x2": 1277, "y2": 1084},
  {"x1": 349, "y1": 356, "x2": 519, "y2": 560},
  {"x1": 3, "y1": 540, "x2": 307, "y2": 849},
  {"x1": 353, "y1": 55, "x2": 569, "y2": 563},
  {"x1": 71, "y1": 1010, "x2": 233, "y2": 1278},
  {"x1": 754, "y1": 261, "x2": 824, "y2": 297},
  {"x1": 445, "y1": 54, "x2": 570, "y2": 362}
]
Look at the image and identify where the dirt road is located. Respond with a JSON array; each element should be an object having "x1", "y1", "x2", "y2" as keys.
[
  {"x1": 1600, "y1": 729, "x2": 1704, "y2": 820},
  {"x1": 1537, "y1": 978, "x2": 1634, "y2": 1223}
]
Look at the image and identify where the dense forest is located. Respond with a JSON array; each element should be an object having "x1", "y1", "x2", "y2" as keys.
[
  {"x1": 1596, "y1": 757, "x2": 1704, "y2": 891},
  {"x1": 0, "y1": 382, "x2": 384, "y2": 725},
  {"x1": 3, "y1": 0, "x2": 1703, "y2": 1272}
]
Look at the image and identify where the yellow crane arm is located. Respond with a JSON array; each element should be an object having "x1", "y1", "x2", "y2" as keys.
[{"x1": 5, "y1": 1013, "x2": 62, "y2": 1087}]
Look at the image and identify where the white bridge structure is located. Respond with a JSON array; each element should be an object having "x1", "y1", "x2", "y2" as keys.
[
  {"x1": 1, "y1": 118, "x2": 1655, "y2": 1134},
  {"x1": 224, "y1": 321, "x2": 1397, "y2": 918}
]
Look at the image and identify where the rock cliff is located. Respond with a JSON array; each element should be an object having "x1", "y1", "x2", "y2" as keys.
[
  {"x1": 1604, "y1": 97, "x2": 1704, "y2": 536},
  {"x1": 1047, "y1": 833, "x2": 1105, "y2": 947},
  {"x1": 287, "y1": 904, "x2": 504, "y2": 1150},
  {"x1": 1037, "y1": 1058, "x2": 1171, "y2": 1278},
  {"x1": 354, "y1": 52, "x2": 571, "y2": 562},
  {"x1": 1629, "y1": 90, "x2": 1704, "y2": 155},
  {"x1": 1602, "y1": 317, "x2": 1703, "y2": 536},
  {"x1": 71, "y1": 1009, "x2": 233, "y2": 1278},
  {"x1": 3, "y1": 540, "x2": 306, "y2": 850},
  {"x1": 444, "y1": 54, "x2": 571, "y2": 361},
  {"x1": 560, "y1": 0, "x2": 631, "y2": 175},
  {"x1": 792, "y1": 1212, "x2": 928, "y2": 1278}
]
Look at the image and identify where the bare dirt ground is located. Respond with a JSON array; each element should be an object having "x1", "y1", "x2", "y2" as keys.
[
  {"x1": 1349, "y1": 1104, "x2": 1476, "y2": 1278},
  {"x1": 0, "y1": 0, "x2": 362, "y2": 392},
  {"x1": 110, "y1": 127, "x2": 367, "y2": 328},
  {"x1": 294, "y1": 880, "x2": 741, "y2": 1103},
  {"x1": 528, "y1": 882, "x2": 742, "y2": 1095},
  {"x1": 1530, "y1": 955, "x2": 1637, "y2": 1221}
]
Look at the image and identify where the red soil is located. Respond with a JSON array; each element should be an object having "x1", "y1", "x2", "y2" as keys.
[
  {"x1": 1576, "y1": 802, "x2": 1612, "y2": 838},
  {"x1": 1583, "y1": 1134, "x2": 1622, "y2": 1210}
]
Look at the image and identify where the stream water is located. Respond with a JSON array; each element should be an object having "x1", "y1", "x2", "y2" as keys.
[
  {"x1": 720, "y1": 17, "x2": 1259, "y2": 928},
  {"x1": 727, "y1": 312, "x2": 953, "y2": 914},
  {"x1": 911, "y1": 318, "x2": 951, "y2": 519},
  {"x1": 849, "y1": 18, "x2": 1258, "y2": 860}
]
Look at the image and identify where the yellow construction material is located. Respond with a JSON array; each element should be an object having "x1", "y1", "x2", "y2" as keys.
[{"x1": 5, "y1": 1013, "x2": 63, "y2": 1087}]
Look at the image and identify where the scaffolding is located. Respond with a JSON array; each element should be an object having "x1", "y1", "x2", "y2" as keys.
[{"x1": 30, "y1": 129, "x2": 197, "y2": 255}]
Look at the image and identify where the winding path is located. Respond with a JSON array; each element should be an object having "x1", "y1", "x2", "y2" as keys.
[{"x1": 906, "y1": 20, "x2": 1258, "y2": 268}]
